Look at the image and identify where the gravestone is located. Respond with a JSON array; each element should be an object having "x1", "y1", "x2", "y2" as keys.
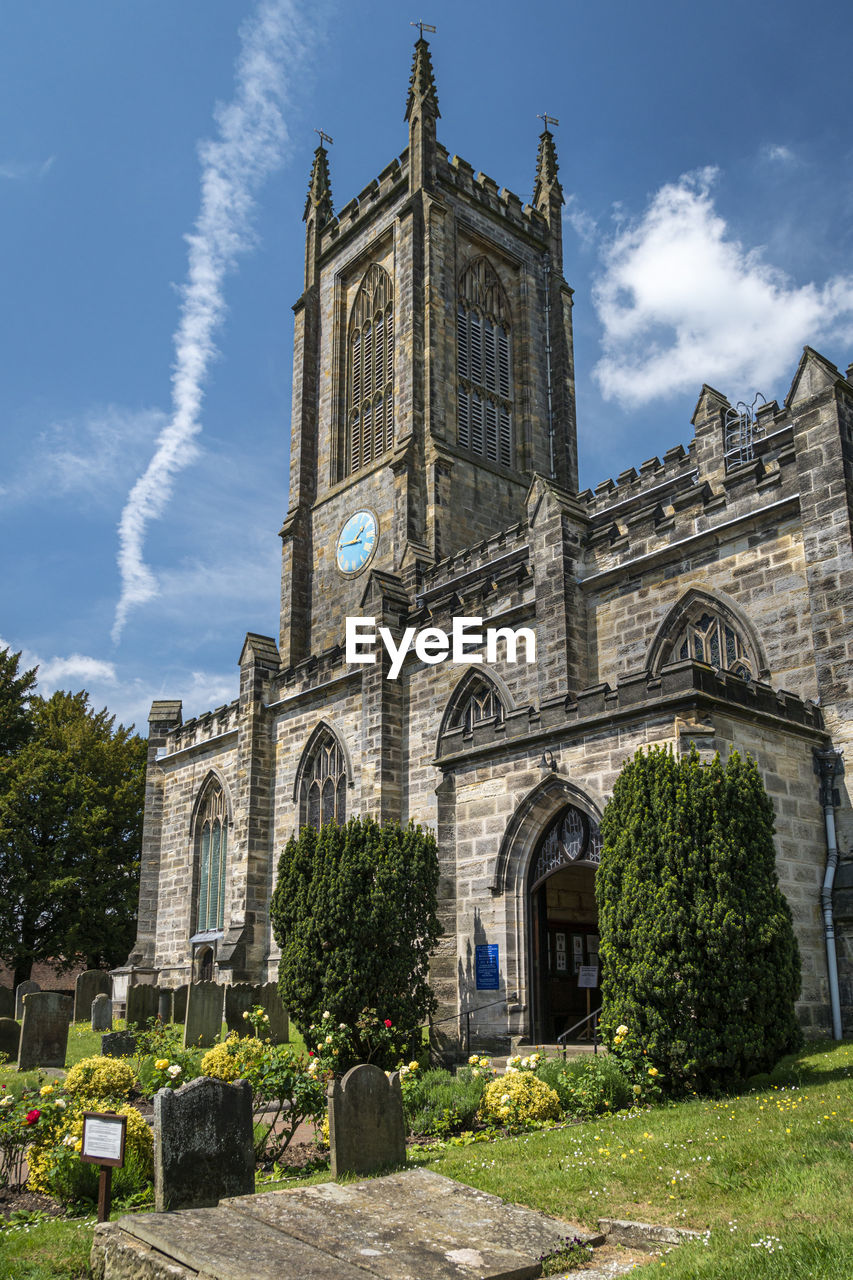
[
  {"x1": 0, "y1": 987, "x2": 14, "y2": 1019},
  {"x1": 91, "y1": 993, "x2": 113, "y2": 1032},
  {"x1": 223, "y1": 983, "x2": 259, "y2": 1034},
  {"x1": 183, "y1": 982, "x2": 222, "y2": 1048},
  {"x1": 17, "y1": 992, "x2": 73, "y2": 1070},
  {"x1": 158, "y1": 989, "x2": 173, "y2": 1023},
  {"x1": 172, "y1": 985, "x2": 188, "y2": 1024},
  {"x1": 0, "y1": 1017, "x2": 20, "y2": 1062},
  {"x1": 154, "y1": 1076, "x2": 254, "y2": 1211},
  {"x1": 73, "y1": 969, "x2": 111, "y2": 1022},
  {"x1": 328, "y1": 1064, "x2": 406, "y2": 1180},
  {"x1": 14, "y1": 980, "x2": 39, "y2": 1020},
  {"x1": 126, "y1": 982, "x2": 160, "y2": 1028},
  {"x1": 102, "y1": 1029, "x2": 138, "y2": 1058},
  {"x1": 258, "y1": 982, "x2": 289, "y2": 1044}
]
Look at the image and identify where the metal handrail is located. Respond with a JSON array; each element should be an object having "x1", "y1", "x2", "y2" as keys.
[
  {"x1": 426, "y1": 993, "x2": 519, "y2": 1056},
  {"x1": 556, "y1": 1005, "x2": 602, "y2": 1055}
]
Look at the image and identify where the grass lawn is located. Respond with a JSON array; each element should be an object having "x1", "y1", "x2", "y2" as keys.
[{"x1": 3, "y1": 1040, "x2": 851, "y2": 1278}]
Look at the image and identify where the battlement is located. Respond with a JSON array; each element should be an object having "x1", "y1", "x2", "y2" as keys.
[
  {"x1": 319, "y1": 150, "x2": 410, "y2": 253},
  {"x1": 436, "y1": 145, "x2": 548, "y2": 239},
  {"x1": 419, "y1": 520, "x2": 529, "y2": 600},
  {"x1": 159, "y1": 699, "x2": 240, "y2": 758},
  {"x1": 436, "y1": 660, "x2": 824, "y2": 762},
  {"x1": 274, "y1": 643, "x2": 352, "y2": 700}
]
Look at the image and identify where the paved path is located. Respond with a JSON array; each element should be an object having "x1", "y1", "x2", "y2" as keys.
[{"x1": 91, "y1": 1167, "x2": 599, "y2": 1279}]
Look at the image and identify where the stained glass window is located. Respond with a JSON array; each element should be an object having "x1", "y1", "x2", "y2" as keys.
[
  {"x1": 674, "y1": 611, "x2": 753, "y2": 680},
  {"x1": 299, "y1": 732, "x2": 347, "y2": 830},
  {"x1": 196, "y1": 781, "x2": 228, "y2": 932}
]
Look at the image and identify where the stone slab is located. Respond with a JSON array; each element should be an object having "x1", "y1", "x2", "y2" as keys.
[
  {"x1": 99, "y1": 1169, "x2": 583, "y2": 1280},
  {"x1": 17, "y1": 992, "x2": 72, "y2": 1070},
  {"x1": 102, "y1": 1030, "x2": 137, "y2": 1058},
  {"x1": 111, "y1": 1205, "x2": 371, "y2": 1280},
  {"x1": 154, "y1": 1076, "x2": 254, "y2": 1211},
  {"x1": 0, "y1": 987, "x2": 14, "y2": 1019},
  {"x1": 15, "y1": 980, "x2": 39, "y2": 1021},
  {"x1": 0, "y1": 1016, "x2": 20, "y2": 1061}
]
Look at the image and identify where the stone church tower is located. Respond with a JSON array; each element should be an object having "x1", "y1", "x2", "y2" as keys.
[{"x1": 121, "y1": 38, "x2": 853, "y2": 1053}]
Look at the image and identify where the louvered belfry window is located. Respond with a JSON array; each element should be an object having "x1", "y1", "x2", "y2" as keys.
[
  {"x1": 347, "y1": 263, "x2": 394, "y2": 476},
  {"x1": 457, "y1": 257, "x2": 513, "y2": 468},
  {"x1": 196, "y1": 781, "x2": 228, "y2": 932},
  {"x1": 299, "y1": 731, "x2": 347, "y2": 831}
]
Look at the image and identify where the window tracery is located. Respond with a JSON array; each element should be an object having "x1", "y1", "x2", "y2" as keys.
[
  {"x1": 447, "y1": 678, "x2": 504, "y2": 735},
  {"x1": 298, "y1": 730, "x2": 347, "y2": 830},
  {"x1": 673, "y1": 611, "x2": 753, "y2": 680},
  {"x1": 347, "y1": 264, "x2": 394, "y2": 476},
  {"x1": 456, "y1": 257, "x2": 513, "y2": 468},
  {"x1": 196, "y1": 780, "x2": 228, "y2": 932},
  {"x1": 529, "y1": 805, "x2": 601, "y2": 889}
]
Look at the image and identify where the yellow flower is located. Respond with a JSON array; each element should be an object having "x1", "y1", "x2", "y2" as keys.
[
  {"x1": 648, "y1": 1067, "x2": 659, "y2": 1077},
  {"x1": 155, "y1": 1058, "x2": 169, "y2": 1071},
  {"x1": 39, "y1": 1084, "x2": 54, "y2": 1097}
]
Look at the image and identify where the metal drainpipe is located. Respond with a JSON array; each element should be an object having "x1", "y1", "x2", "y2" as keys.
[{"x1": 816, "y1": 749, "x2": 843, "y2": 1041}]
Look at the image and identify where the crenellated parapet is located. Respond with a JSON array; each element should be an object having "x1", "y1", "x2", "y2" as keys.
[{"x1": 156, "y1": 700, "x2": 240, "y2": 760}]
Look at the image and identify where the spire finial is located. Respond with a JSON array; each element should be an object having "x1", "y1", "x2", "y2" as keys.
[
  {"x1": 405, "y1": 25, "x2": 440, "y2": 122},
  {"x1": 304, "y1": 134, "x2": 334, "y2": 226},
  {"x1": 533, "y1": 115, "x2": 563, "y2": 209}
]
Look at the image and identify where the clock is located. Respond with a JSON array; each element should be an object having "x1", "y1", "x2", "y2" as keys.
[{"x1": 335, "y1": 509, "x2": 378, "y2": 575}]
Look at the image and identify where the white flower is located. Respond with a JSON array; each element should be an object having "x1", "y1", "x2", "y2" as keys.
[
  {"x1": 56, "y1": 1099, "x2": 67, "y2": 1109},
  {"x1": 0, "y1": 1095, "x2": 14, "y2": 1108},
  {"x1": 325, "y1": 1035, "x2": 333, "y2": 1045},
  {"x1": 167, "y1": 1064, "x2": 182, "y2": 1078},
  {"x1": 63, "y1": 1133, "x2": 78, "y2": 1146},
  {"x1": 339, "y1": 1023, "x2": 347, "y2": 1031},
  {"x1": 616, "y1": 1024, "x2": 629, "y2": 1037},
  {"x1": 500, "y1": 1093, "x2": 511, "y2": 1106},
  {"x1": 505, "y1": 1065, "x2": 519, "y2": 1075},
  {"x1": 242, "y1": 1011, "x2": 250, "y2": 1020},
  {"x1": 322, "y1": 1011, "x2": 330, "y2": 1019}
]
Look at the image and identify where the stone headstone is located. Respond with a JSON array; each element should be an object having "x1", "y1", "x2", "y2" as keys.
[
  {"x1": 0, "y1": 987, "x2": 14, "y2": 1019},
  {"x1": 14, "y1": 980, "x2": 39, "y2": 1020},
  {"x1": 172, "y1": 985, "x2": 188, "y2": 1024},
  {"x1": 154, "y1": 1076, "x2": 254, "y2": 1211},
  {"x1": 101, "y1": 1029, "x2": 138, "y2": 1058},
  {"x1": 91, "y1": 993, "x2": 113, "y2": 1032},
  {"x1": 0, "y1": 1017, "x2": 20, "y2": 1062},
  {"x1": 183, "y1": 982, "x2": 223, "y2": 1048},
  {"x1": 126, "y1": 982, "x2": 160, "y2": 1028},
  {"x1": 158, "y1": 989, "x2": 174, "y2": 1023},
  {"x1": 73, "y1": 970, "x2": 111, "y2": 1022},
  {"x1": 17, "y1": 992, "x2": 73, "y2": 1070},
  {"x1": 328, "y1": 1063, "x2": 406, "y2": 1180},
  {"x1": 258, "y1": 982, "x2": 289, "y2": 1044},
  {"x1": 223, "y1": 983, "x2": 260, "y2": 1035}
]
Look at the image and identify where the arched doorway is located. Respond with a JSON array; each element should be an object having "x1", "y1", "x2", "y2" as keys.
[{"x1": 529, "y1": 805, "x2": 601, "y2": 1042}]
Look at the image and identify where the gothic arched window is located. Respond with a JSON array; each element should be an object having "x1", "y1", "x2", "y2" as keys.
[
  {"x1": 298, "y1": 729, "x2": 348, "y2": 830},
  {"x1": 529, "y1": 805, "x2": 602, "y2": 891},
  {"x1": 447, "y1": 679, "x2": 504, "y2": 734},
  {"x1": 196, "y1": 780, "x2": 228, "y2": 932},
  {"x1": 347, "y1": 264, "x2": 394, "y2": 476},
  {"x1": 457, "y1": 257, "x2": 514, "y2": 468},
  {"x1": 673, "y1": 611, "x2": 754, "y2": 681}
]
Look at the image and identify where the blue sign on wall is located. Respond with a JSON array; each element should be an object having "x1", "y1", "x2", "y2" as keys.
[{"x1": 475, "y1": 943, "x2": 500, "y2": 990}]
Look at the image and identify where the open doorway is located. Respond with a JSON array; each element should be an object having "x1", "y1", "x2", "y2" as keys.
[{"x1": 528, "y1": 805, "x2": 601, "y2": 1043}]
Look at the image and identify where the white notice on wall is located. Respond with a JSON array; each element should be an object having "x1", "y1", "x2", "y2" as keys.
[
  {"x1": 82, "y1": 1114, "x2": 126, "y2": 1165},
  {"x1": 577, "y1": 965, "x2": 599, "y2": 989}
]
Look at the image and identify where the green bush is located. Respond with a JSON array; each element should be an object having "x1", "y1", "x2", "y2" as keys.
[
  {"x1": 555, "y1": 1056, "x2": 634, "y2": 1118},
  {"x1": 597, "y1": 747, "x2": 803, "y2": 1095},
  {"x1": 271, "y1": 817, "x2": 441, "y2": 1069},
  {"x1": 479, "y1": 1073, "x2": 561, "y2": 1129},
  {"x1": 402, "y1": 1068, "x2": 487, "y2": 1138},
  {"x1": 64, "y1": 1055, "x2": 135, "y2": 1103}
]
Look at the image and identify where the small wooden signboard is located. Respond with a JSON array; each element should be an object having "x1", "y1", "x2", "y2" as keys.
[
  {"x1": 81, "y1": 1111, "x2": 127, "y2": 1222},
  {"x1": 576, "y1": 966, "x2": 599, "y2": 1040}
]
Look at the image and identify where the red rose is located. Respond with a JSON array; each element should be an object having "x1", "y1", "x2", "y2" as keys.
[
  {"x1": 25, "y1": 1109, "x2": 41, "y2": 1125},
  {"x1": 308, "y1": 1050, "x2": 314, "y2": 1056},
  {"x1": 384, "y1": 1019, "x2": 392, "y2": 1028}
]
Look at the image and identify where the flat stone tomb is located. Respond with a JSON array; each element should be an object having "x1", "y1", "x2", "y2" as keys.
[{"x1": 93, "y1": 1168, "x2": 594, "y2": 1280}]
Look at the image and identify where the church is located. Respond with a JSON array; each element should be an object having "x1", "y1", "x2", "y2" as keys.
[{"x1": 121, "y1": 37, "x2": 853, "y2": 1052}]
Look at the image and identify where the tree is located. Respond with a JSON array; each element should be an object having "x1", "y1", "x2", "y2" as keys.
[
  {"x1": 0, "y1": 646, "x2": 37, "y2": 760},
  {"x1": 271, "y1": 816, "x2": 442, "y2": 1065},
  {"x1": 0, "y1": 690, "x2": 147, "y2": 987},
  {"x1": 596, "y1": 747, "x2": 802, "y2": 1094}
]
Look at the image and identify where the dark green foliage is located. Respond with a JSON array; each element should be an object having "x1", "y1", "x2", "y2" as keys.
[
  {"x1": 402, "y1": 1068, "x2": 486, "y2": 1137},
  {"x1": 0, "y1": 689, "x2": 146, "y2": 985},
  {"x1": 271, "y1": 816, "x2": 442, "y2": 1064},
  {"x1": 597, "y1": 747, "x2": 803, "y2": 1094},
  {"x1": 0, "y1": 647, "x2": 37, "y2": 760}
]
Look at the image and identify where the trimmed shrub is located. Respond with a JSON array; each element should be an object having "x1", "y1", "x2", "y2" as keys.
[
  {"x1": 64, "y1": 1055, "x2": 135, "y2": 1103},
  {"x1": 402, "y1": 1068, "x2": 487, "y2": 1138},
  {"x1": 271, "y1": 817, "x2": 441, "y2": 1068},
  {"x1": 479, "y1": 1072, "x2": 560, "y2": 1129},
  {"x1": 597, "y1": 747, "x2": 803, "y2": 1094},
  {"x1": 28, "y1": 1104, "x2": 152, "y2": 1202}
]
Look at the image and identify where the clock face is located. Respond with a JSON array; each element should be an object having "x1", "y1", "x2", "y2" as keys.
[{"x1": 336, "y1": 509, "x2": 378, "y2": 575}]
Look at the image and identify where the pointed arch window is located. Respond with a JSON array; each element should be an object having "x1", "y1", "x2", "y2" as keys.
[
  {"x1": 446, "y1": 677, "x2": 505, "y2": 735},
  {"x1": 529, "y1": 805, "x2": 602, "y2": 891},
  {"x1": 196, "y1": 780, "x2": 228, "y2": 932},
  {"x1": 347, "y1": 264, "x2": 394, "y2": 476},
  {"x1": 673, "y1": 611, "x2": 754, "y2": 681},
  {"x1": 457, "y1": 257, "x2": 514, "y2": 469},
  {"x1": 299, "y1": 729, "x2": 348, "y2": 830}
]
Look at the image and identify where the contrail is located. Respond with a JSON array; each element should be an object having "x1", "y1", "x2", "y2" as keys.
[{"x1": 112, "y1": 0, "x2": 314, "y2": 642}]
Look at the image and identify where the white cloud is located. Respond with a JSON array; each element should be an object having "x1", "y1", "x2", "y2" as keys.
[
  {"x1": 1, "y1": 405, "x2": 166, "y2": 505},
  {"x1": 563, "y1": 196, "x2": 597, "y2": 246},
  {"x1": 0, "y1": 156, "x2": 54, "y2": 181},
  {"x1": 592, "y1": 168, "x2": 853, "y2": 407},
  {"x1": 762, "y1": 143, "x2": 796, "y2": 165},
  {"x1": 112, "y1": 0, "x2": 316, "y2": 642},
  {"x1": 0, "y1": 635, "x2": 116, "y2": 696}
]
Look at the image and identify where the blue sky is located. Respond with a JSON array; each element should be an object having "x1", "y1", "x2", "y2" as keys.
[{"x1": 1, "y1": 0, "x2": 851, "y2": 733}]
